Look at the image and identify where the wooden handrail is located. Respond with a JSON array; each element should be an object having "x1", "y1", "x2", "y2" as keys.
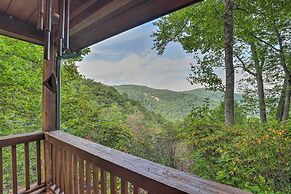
[
  {"x1": 0, "y1": 132, "x2": 44, "y2": 147},
  {"x1": 45, "y1": 130, "x2": 249, "y2": 194},
  {"x1": 0, "y1": 132, "x2": 45, "y2": 194}
]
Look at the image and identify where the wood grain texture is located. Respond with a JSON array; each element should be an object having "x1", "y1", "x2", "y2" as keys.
[
  {"x1": 85, "y1": 161, "x2": 91, "y2": 194},
  {"x1": 18, "y1": 183, "x2": 46, "y2": 194},
  {"x1": 0, "y1": 0, "x2": 199, "y2": 53},
  {"x1": 60, "y1": 149, "x2": 65, "y2": 192},
  {"x1": 79, "y1": 158, "x2": 84, "y2": 194},
  {"x1": 64, "y1": 150, "x2": 68, "y2": 193},
  {"x1": 51, "y1": 143, "x2": 55, "y2": 185},
  {"x1": 42, "y1": 28, "x2": 57, "y2": 131},
  {"x1": 110, "y1": 174, "x2": 117, "y2": 194},
  {"x1": 44, "y1": 141, "x2": 52, "y2": 190},
  {"x1": 0, "y1": 13, "x2": 43, "y2": 45},
  {"x1": 133, "y1": 186, "x2": 139, "y2": 194},
  {"x1": 73, "y1": 155, "x2": 78, "y2": 194},
  {"x1": 0, "y1": 132, "x2": 44, "y2": 147},
  {"x1": 36, "y1": 140, "x2": 42, "y2": 186},
  {"x1": 25, "y1": 142, "x2": 30, "y2": 191},
  {"x1": 100, "y1": 169, "x2": 107, "y2": 194},
  {"x1": 56, "y1": 146, "x2": 61, "y2": 189},
  {"x1": 92, "y1": 165, "x2": 99, "y2": 194},
  {"x1": 68, "y1": 152, "x2": 73, "y2": 194},
  {"x1": 70, "y1": 0, "x2": 200, "y2": 51},
  {"x1": 45, "y1": 131, "x2": 250, "y2": 194},
  {"x1": 11, "y1": 145, "x2": 17, "y2": 194},
  {"x1": 121, "y1": 180, "x2": 128, "y2": 194}
]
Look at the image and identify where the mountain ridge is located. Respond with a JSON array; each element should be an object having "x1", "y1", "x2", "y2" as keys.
[{"x1": 114, "y1": 84, "x2": 241, "y2": 121}]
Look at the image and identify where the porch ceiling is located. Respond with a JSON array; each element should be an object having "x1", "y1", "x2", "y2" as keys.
[{"x1": 0, "y1": 0, "x2": 199, "y2": 51}]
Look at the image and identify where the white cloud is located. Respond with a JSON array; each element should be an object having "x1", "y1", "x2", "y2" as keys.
[{"x1": 77, "y1": 49, "x2": 200, "y2": 91}]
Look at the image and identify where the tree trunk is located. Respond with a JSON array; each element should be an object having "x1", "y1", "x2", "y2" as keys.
[
  {"x1": 251, "y1": 43, "x2": 267, "y2": 123},
  {"x1": 224, "y1": 0, "x2": 235, "y2": 126},
  {"x1": 276, "y1": 78, "x2": 287, "y2": 121},
  {"x1": 282, "y1": 76, "x2": 291, "y2": 120},
  {"x1": 256, "y1": 74, "x2": 267, "y2": 122},
  {"x1": 274, "y1": 20, "x2": 290, "y2": 121}
]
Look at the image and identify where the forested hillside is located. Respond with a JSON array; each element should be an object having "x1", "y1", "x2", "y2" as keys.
[
  {"x1": 0, "y1": 35, "x2": 168, "y2": 149},
  {"x1": 1, "y1": 0, "x2": 290, "y2": 192},
  {"x1": 0, "y1": 35, "x2": 176, "y2": 190},
  {"x1": 115, "y1": 85, "x2": 241, "y2": 120},
  {"x1": 1, "y1": 35, "x2": 290, "y2": 193}
]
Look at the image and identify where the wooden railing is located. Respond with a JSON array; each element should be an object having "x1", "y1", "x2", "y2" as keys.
[
  {"x1": 0, "y1": 132, "x2": 46, "y2": 194},
  {"x1": 45, "y1": 131, "x2": 249, "y2": 194}
]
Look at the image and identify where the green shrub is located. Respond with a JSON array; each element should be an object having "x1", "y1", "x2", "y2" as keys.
[{"x1": 178, "y1": 110, "x2": 290, "y2": 193}]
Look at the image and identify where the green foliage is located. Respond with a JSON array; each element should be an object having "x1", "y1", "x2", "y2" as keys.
[
  {"x1": 1, "y1": 26, "x2": 290, "y2": 194},
  {"x1": 115, "y1": 85, "x2": 242, "y2": 121},
  {"x1": 0, "y1": 36, "x2": 171, "y2": 191},
  {"x1": 178, "y1": 108, "x2": 291, "y2": 193},
  {"x1": 0, "y1": 36, "x2": 43, "y2": 135}
]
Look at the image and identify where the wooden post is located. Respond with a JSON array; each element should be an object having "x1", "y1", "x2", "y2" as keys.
[
  {"x1": 43, "y1": 20, "x2": 58, "y2": 193},
  {"x1": 42, "y1": 0, "x2": 66, "y2": 190},
  {"x1": 43, "y1": 41, "x2": 57, "y2": 132}
]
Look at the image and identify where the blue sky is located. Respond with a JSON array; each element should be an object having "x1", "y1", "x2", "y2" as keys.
[{"x1": 77, "y1": 21, "x2": 200, "y2": 91}]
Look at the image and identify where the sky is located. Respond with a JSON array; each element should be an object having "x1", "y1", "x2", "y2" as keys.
[{"x1": 77, "y1": 22, "x2": 201, "y2": 92}]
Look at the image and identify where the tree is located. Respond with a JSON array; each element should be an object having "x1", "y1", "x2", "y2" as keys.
[
  {"x1": 235, "y1": 41, "x2": 268, "y2": 122},
  {"x1": 223, "y1": 0, "x2": 235, "y2": 126},
  {"x1": 153, "y1": 0, "x2": 290, "y2": 123},
  {"x1": 152, "y1": 0, "x2": 236, "y2": 126},
  {"x1": 238, "y1": 0, "x2": 291, "y2": 121}
]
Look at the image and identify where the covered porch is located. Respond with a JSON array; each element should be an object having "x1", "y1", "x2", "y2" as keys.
[{"x1": 0, "y1": 0, "x2": 248, "y2": 193}]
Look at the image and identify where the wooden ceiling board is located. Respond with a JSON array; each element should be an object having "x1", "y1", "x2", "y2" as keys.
[
  {"x1": 0, "y1": 13, "x2": 43, "y2": 45},
  {"x1": 70, "y1": 0, "x2": 200, "y2": 51},
  {"x1": 70, "y1": 0, "x2": 131, "y2": 36},
  {"x1": 26, "y1": 7, "x2": 38, "y2": 24},
  {"x1": 0, "y1": 0, "x2": 200, "y2": 51},
  {"x1": 0, "y1": 0, "x2": 12, "y2": 13},
  {"x1": 70, "y1": 0, "x2": 104, "y2": 20},
  {"x1": 6, "y1": 0, "x2": 38, "y2": 24}
]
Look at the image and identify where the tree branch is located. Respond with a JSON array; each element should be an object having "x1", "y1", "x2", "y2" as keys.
[
  {"x1": 235, "y1": 53, "x2": 256, "y2": 76},
  {"x1": 249, "y1": 33, "x2": 280, "y2": 52}
]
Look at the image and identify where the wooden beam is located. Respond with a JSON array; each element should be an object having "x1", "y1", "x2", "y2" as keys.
[
  {"x1": 70, "y1": 0, "x2": 132, "y2": 36},
  {"x1": 42, "y1": 40, "x2": 57, "y2": 131},
  {"x1": 42, "y1": 13, "x2": 60, "y2": 193},
  {"x1": 0, "y1": 132, "x2": 45, "y2": 147},
  {"x1": 0, "y1": 13, "x2": 43, "y2": 45},
  {"x1": 45, "y1": 131, "x2": 250, "y2": 194},
  {"x1": 69, "y1": 0, "x2": 200, "y2": 51}
]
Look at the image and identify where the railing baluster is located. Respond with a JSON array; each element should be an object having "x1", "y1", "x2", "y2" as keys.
[
  {"x1": 60, "y1": 148, "x2": 65, "y2": 192},
  {"x1": 0, "y1": 133, "x2": 45, "y2": 194},
  {"x1": 101, "y1": 169, "x2": 107, "y2": 194},
  {"x1": 64, "y1": 150, "x2": 69, "y2": 193},
  {"x1": 24, "y1": 142, "x2": 30, "y2": 191},
  {"x1": 0, "y1": 147, "x2": 3, "y2": 194},
  {"x1": 52, "y1": 144, "x2": 56, "y2": 185},
  {"x1": 36, "y1": 140, "x2": 41, "y2": 186},
  {"x1": 86, "y1": 161, "x2": 91, "y2": 194},
  {"x1": 68, "y1": 152, "x2": 73, "y2": 194},
  {"x1": 73, "y1": 155, "x2": 78, "y2": 194},
  {"x1": 110, "y1": 174, "x2": 117, "y2": 194},
  {"x1": 56, "y1": 146, "x2": 60, "y2": 189},
  {"x1": 93, "y1": 165, "x2": 99, "y2": 194},
  {"x1": 79, "y1": 158, "x2": 84, "y2": 194},
  {"x1": 121, "y1": 180, "x2": 128, "y2": 194},
  {"x1": 133, "y1": 186, "x2": 140, "y2": 194},
  {"x1": 11, "y1": 145, "x2": 17, "y2": 194}
]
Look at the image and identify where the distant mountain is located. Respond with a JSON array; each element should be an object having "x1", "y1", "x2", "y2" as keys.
[{"x1": 114, "y1": 85, "x2": 241, "y2": 121}]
